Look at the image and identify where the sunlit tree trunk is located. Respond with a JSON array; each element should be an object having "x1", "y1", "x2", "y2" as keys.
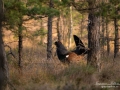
[
  {"x1": 0, "y1": 0, "x2": 8, "y2": 89},
  {"x1": 101, "y1": 17, "x2": 105, "y2": 57},
  {"x1": 56, "y1": 16, "x2": 62, "y2": 41},
  {"x1": 62, "y1": 17, "x2": 65, "y2": 44},
  {"x1": 40, "y1": 19, "x2": 44, "y2": 45},
  {"x1": 63, "y1": 17, "x2": 68, "y2": 44},
  {"x1": 68, "y1": 6, "x2": 73, "y2": 49},
  {"x1": 80, "y1": 14, "x2": 84, "y2": 38},
  {"x1": 106, "y1": 19, "x2": 110, "y2": 56}
]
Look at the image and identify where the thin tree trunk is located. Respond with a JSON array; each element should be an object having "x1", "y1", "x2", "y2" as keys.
[
  {"x1": 18, "y1": 22, "x2": 23, "y2": 68},
  {"x1": 0, "y1": 0, "x2": 8, "y2": 89},
  {"x1": 106, "y1": 20, "x2": 110, "y2": 56},
  {"x1": 80, "y1": 14, "x2": 83, "y2": 38},
  {"x1": 101, "y1": 17, "x2": 105, "y2": 57},
  {"x1": 114, "y1": 17, "x2": 120, "y2": 58},
  {"x1": 62, "y1": 17, "x2": 65, "y2": 44},
  {"x1": 47, "y1": 16, "x2": 52, "y2": 59},
  {"x1": 47, "y1": 0, "x2": 53, "y2": 59},
  {"x1": 63, "y1": 16, "x2": 68, "y2": 45},
  {"x1": 56, "y1": 16, "x2": 62, "y2": 41},
  {"x1": 40, "y1": 19, "x2": 44, "y2": 45},
  {"x1": 68, "y1": 6, "x2": 73, "y2": 49},
  {"x1": 87, "y1": 1, "x2": 101, "y2": 71},
  {"x1": 58, "y1": 0, "x2": 64, "y2": 43}
]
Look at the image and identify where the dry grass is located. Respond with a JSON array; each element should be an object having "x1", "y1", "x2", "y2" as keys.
[
  {"x1": 6, "y1": 40, "x2": 120, "y2": 90},
  {"x1": 3, "y1": 27, "x2": 120, "y2": 90}
]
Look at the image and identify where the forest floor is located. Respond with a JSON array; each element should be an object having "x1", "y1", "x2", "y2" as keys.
[{"x1": 6, "y1": 41, "x2": 120, "y2": 90}]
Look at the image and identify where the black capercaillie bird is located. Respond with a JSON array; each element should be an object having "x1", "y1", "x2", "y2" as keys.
[{"x1": 54, "y1": 40, "x2": 87, "y2": 64}]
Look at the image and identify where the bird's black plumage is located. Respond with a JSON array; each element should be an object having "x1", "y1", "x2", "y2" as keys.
[
  {"x1": 54, "y1": 41, "x2": 69, "y2": 63},
  {"x1": 73, "y1": 35, "x2": 90, "y2": 55},
  {"x1": 54, "y1": 35, "x2": 89, "y2": 64},
  {"x1": 73, "y1": 35, "x2": 85, "y2": 48}
]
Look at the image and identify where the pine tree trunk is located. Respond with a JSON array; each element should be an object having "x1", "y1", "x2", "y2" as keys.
[
  {"x1": 0, "y1": 0, "x2": 8, "y2": 89},
  {"x1": 101, "y1": 17, "x2": 105, "y2": 57},
  {"x1": 87, "y1": 1, "x2": 101, "y2": 71},
  {"x1": 57, "y1": 16, "x2": 62, "y2": 41},
  {"x1": 80, "y1": 14, "x2": 83, "y2": 38},
  {"x1": 63, "y1": 16, "x2": 68, "y2": 45},
  {"x1": 106, "y1": 20, "x2": 110, "y2": 56},
  {"x1": 15, "y1": 0, "x2": 23, "y2": 69},
  {"x1": 62, "y1": 17, "x2": 65, "y2": 44},
  {"x1": 68, "y1": 6, "x2": 73, "y2": 49},
  {"x1": 114, "y1": 18, "x2": 120, "y2": 58},
  {"x1": 47, "y1": 0, "x2": 53, "y2": 59},
  {"x1": 40, "y1": 19, "x2": 44, "y2": 45},
  {"x1": 0, "y1": 23, "x2": 8, "y2": 90},
  {"x1": 18, "y1": 20, "x2": 23, "y2": 69}
]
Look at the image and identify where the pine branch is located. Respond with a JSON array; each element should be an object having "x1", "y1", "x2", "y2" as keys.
[
  {"x1": 23, "y1": 15, "x2": 47, "y2": 21},
  {"x1": 71, "y1": 1, "x2": 99, "y2": 12}
]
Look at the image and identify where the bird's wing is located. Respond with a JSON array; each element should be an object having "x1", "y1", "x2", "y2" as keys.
[{"x1": 73, "y1": 35, "x2": 85, "y2": 48}]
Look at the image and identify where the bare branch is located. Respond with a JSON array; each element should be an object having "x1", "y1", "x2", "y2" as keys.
[{"x1": 4, "y1": 44, "x2": 16, "y2": 58}]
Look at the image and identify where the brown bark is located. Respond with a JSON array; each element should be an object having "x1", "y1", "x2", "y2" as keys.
[
  {"x1": 68, "y1": 6, "x2": 73, "y2": 49},
  {"x1": 87, "y1": 0, "x2": 101, "y2": 71},
  {"x1": 114, "y1": 17, "x2": 120, "y2": 58},
  {"x1": 0, "y1": 0, "x2": 8, "y2": 89},
  {"x1": 56, "y1": 16, "x2": 62, "y2": 41},
  {"x1": 47, "y1": 0, "x2": 53, "y2": 59},
  {"x1": 40, "y1": 19, "x2": 45, "y2": 45},
  {"x1": 18, "y1": 21, "x2": 23, "y2": 68},
  {"x1": 101, "y1": 17, "x2": 105, "y2": 57},
  {"x1": 80, "y1": 14, "x2": 84, "y2": 38},
  {"x1": 106, "y1": 20, "x2": 110, "y2": 56}
]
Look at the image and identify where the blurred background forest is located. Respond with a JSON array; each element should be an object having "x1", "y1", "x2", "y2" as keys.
[{"x1": 0, "y1": 0, "x2": 120, "y2": 90}]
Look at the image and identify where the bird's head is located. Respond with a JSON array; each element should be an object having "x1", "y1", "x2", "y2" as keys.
[{"x1": 54, "y1": 41, "x2": 62, "y2": 47}]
